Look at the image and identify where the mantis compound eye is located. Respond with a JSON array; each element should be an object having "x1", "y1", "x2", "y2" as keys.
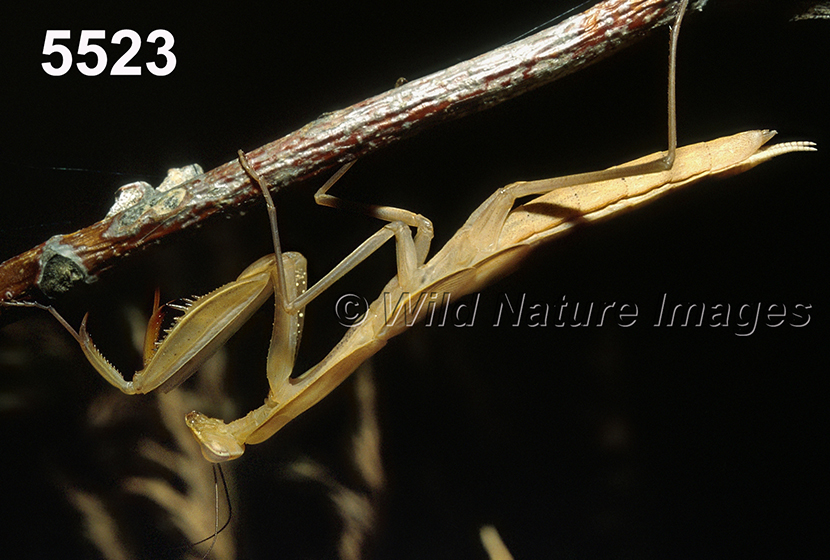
[{"x1": 186, "y1": 411, "x2": 245, "y2": 463}]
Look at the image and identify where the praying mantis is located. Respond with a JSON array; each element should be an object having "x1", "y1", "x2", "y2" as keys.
[{"x1": 3, "y1": 0, "x2": 816, "y2": 465}]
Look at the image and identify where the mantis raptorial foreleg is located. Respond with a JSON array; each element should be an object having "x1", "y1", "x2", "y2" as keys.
[
  {"x1": 1, "y1": 146, "x2": 436, "y2": 458},
  {"x1": 4, "y1": 250, "x2": 308, "y2": 396}
]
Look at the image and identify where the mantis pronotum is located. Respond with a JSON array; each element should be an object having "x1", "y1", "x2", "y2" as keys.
[{"x1": 3, "y1": 0, "x2": 816, "y2": 464}]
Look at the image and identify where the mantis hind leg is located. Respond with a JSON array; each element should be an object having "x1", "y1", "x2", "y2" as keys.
[{"x1": 460, "y1": 0, "x2": 688, "y2": 251}]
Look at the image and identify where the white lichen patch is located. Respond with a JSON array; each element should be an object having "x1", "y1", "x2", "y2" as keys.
[
  {"x1": 158, "y1": 163, "x2": 203, "y2": 192},
  {"x1": 104, "y1": 164, "x2": 202, "y2": 236},
  {"x1": 106, "y1": 181, "x2": 155, "y2": 217},
  {"x1": 106, "y1": 164, "x2": 202, "y2": 218}
]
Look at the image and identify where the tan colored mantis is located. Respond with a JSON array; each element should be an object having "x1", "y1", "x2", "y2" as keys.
[{"x1": 4, "y1": 0, "x2": 816, "y2": 462}]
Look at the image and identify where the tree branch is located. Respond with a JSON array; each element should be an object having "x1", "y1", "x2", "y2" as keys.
[{"x1": 0, "y1": 0, "x2": 681, "y2": 306}]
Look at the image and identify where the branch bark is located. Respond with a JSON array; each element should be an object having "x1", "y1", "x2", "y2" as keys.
[{"x1": 0, "y1": 0, "x2": 682, "y2": 306}]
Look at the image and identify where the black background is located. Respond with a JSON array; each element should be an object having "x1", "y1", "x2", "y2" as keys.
[{"x1": 2, "y1": 1, "x2": 826, "y2": 558}]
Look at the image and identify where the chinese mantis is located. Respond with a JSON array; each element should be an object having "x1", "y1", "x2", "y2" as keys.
[{"x1": 4, "y1": 0, "x2": 815, "y2": 463}]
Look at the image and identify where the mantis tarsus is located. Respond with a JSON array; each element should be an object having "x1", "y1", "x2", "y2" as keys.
[{"x1": 4, "y1": 0, "x2": 816, "y2": 463}]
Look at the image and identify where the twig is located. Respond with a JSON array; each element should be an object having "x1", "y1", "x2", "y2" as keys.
[{"x1": 0, "y1": 0, "x2": 682, "y2": 305}]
